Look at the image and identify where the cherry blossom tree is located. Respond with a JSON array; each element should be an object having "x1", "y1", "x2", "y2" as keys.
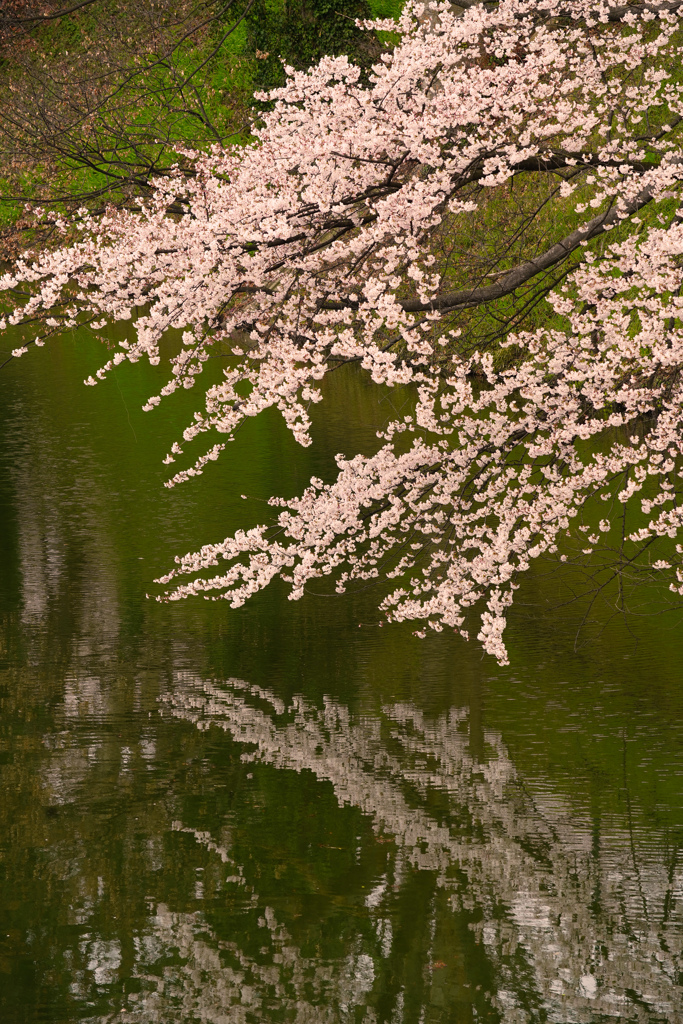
[{"x1": 2, "y1": 0, "x2": 683, "y2": 662}]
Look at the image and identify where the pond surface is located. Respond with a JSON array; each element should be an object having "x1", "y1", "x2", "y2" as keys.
[{"x1": 1, "y1": 331, "x2": 682, "y2": 1023}]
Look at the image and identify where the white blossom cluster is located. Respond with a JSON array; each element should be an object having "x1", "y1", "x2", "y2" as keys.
[{"x1": 3, "y1": 0, "x2": 683, "y2": 660}]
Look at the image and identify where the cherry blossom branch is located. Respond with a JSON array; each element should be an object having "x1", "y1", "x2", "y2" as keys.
[
  {"x1": 3, "y1": 0, "x2": 683, "y2": 663},
  {"x1": 453, "y1": 0, "x2": 683, "y2": 22},
  {"x1": 320, "y1": 182, "x2": 661, "y2": 315}
]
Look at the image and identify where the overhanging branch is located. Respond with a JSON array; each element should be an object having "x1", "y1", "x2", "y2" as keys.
[{"x1": 320, "y1": 185, "x2": 659, "y2": 315}]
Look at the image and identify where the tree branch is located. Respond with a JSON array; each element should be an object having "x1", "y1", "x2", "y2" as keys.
[
  {"x1": 0, "y1": 0, "x2": 101, "y2": 27},
  {"x1": 319, "y1": 185, "x2": 658, "y2": 314}
]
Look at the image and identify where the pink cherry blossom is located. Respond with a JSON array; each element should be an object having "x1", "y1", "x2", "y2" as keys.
[{"x1": 3, "y1": 0, "x2": 683, "y2": 662}]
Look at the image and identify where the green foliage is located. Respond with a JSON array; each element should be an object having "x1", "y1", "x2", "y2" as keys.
[
  {"x1": 246, "y1": 0, "x2": 378, "y2": 93},
  {"x1": 366, "y1": 0, "x2": 403, "y2": 17}
]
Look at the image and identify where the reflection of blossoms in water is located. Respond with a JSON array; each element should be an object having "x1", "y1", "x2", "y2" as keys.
[
  {"x1": 85, "y1": 938, "x2": 122, "y2": 986},
  {"x1": 157, "y1": 675, "x2": 683, "y2": 1024},
  {"x1": 113, "y1": 829, "x2": 380, "y2": 1024},
  {"x1": 58, "y1": 811, "x2": 382, "y2": 1024}
]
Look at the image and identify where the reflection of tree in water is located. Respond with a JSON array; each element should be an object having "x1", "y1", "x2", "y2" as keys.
[
  {"x1": 153, "y1": 675, "x2": 683, "y2": 1024},
  {"x1": 4, "y1": 488, "x2": 683, "y2": 1024},
  {"x1": 9, "y1": 403, "x2": 122, "y2": 661},
  {"x1": 111, "y1": 833, "x2": 380, "y2": 1024}
]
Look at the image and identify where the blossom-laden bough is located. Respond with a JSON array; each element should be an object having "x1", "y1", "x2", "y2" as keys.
[{"x1": 3, "y1": 0, "x2": 683, "y2": 662}]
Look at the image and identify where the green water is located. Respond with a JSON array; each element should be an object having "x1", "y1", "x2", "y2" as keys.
[{"x1": 1, "y1": 330, "x2": 682, "y2": 1023}]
